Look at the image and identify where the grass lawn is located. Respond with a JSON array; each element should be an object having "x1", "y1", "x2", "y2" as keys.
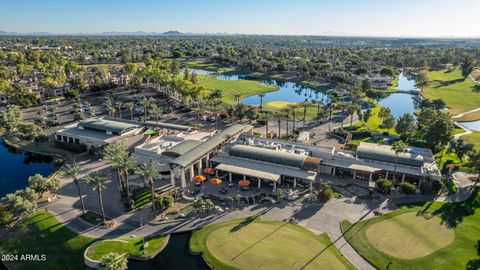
[
  {"x1": 197, "y1": 75, "x2": 278, "y2": 104},
  {"x1": 263, "y1": 100, "x2": 320, "y2": 120},
  {"x1": 190, "y1": 217, "x2": 355, "y2": 270},
  {"x1": 0, "y1": 211, "x2": 95, "y2": 270},
  {"x1": 463, "y1": 131, "x2": 480, "y2": 150},
  {"x1": 456, "y1": 111, "x2": 480, "y2": 122},
  {"x1": 422, "y1": 68, "x2": 480, "y2": 115},
  {"x1": 133, "y1": 190, "x2": 152, "y2": 209},
  {"x1": 85, "y1": 235, "x2": 169, "y2": 260},
  {"x1": 342, "y1": 187, "x2": 480, "y2": 270},
  {"x1": 347, "y1": 103, "x2": 397, "y2": 135},
  {"x1": 185, "y1": 60, "x2": 234, "y2": 74}
]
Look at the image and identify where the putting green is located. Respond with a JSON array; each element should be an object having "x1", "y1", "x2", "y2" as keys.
[
  {"x1": 365, "y1": 212, "x2": 455, "y2": 259},
  {"x1": 190, "y1": 218, "x2": 354, "y2": 270}
]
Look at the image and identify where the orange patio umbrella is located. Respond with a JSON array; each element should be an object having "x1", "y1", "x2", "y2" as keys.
[
  {"x1": 194, "y1": 175, "x2": 206, "y2": 182},
  {"x1": 239, "y1": 179, "x2": 251, "y2": 187},
  {"x1": 210, "y1": 178, "x2": 222, "y2": 185},
  {"x1": 204, "y1": 167, "x2": 215, "y2": 175}
]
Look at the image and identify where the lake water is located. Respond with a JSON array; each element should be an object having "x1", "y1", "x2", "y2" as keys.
[
  {"x1": 0, "y1": 137, "x2": 56, "y2": 197},
  {"x1": 128, "y1": 233, "x2": 209, "y2": 270},
  {"x1": 378, "y1": 93, "x2": 417, "y2": 119},
  {"x1": 459, "y1": 121, "x2": 480, "y2": 131},
  {"x1": 216, "y1": 72, "x2": 332, "y2": 105},
  {"x1": 396, "y1": 72, "x2": 419, "y2": 91}
]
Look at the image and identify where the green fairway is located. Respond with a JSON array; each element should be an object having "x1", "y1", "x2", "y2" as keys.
[
  {"x1": 190, "y1": 217, "x2": 355, "y2": 270},
  {"x1": 365, "y1": 212, "x2": 455, "y2": 259},
  {"x1": 85, "y1": 235, "x2": 169, "y2": 260},
  {"x1": 463, "y1": 131, "x2": 480, "y2": 150},
  {"x1": 263, "y1": 100, "x2": 320, "y2": 120},
  {"x1": 342, "y1": 187, "x2": 480, "y2": 270},
  {"x1": 422, "y1": 68, "x2": 480, "y2": 116},
  {"x1": 0, "y1": 211, "x2": 95, "y2": 270},
  {"x1": 185, "y1": 60, "x2": 234, "y2": 73},
  {"x1": 347, "y1": 103, "x2": 397, "y2": 134},
  {"x1": 197, "y1": 75, "x2": 278, "y2": 104}
]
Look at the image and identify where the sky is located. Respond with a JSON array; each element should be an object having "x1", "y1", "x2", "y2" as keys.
[{"x1": 1, "y1": 0, "x2": 480, "y2": 37}]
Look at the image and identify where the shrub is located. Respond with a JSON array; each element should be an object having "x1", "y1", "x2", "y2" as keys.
[
  {"x1": 155, "y1": 195, "x2": 174, "y2": 213},
  {"x1": 376, "y1": 178, "x2": 393, "y2": 194},
  {"x1": 400, "y1": 182, "x2": 417, "y2": 194},
  {"x1": 318, "y1": 185, "x2": 334, "y2": 202}
]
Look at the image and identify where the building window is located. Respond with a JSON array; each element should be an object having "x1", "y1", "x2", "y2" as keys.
[
  {"x1": 74, "y1": 138, "x2": 80, "y2": 144},
  {"x1": 69, "y1": 137, "x2": 74, "y2": 143},
  {"x1": 62, "y1": 136, "x2": 67, "y2": 142},
  {"x1": 56, "y1": 135, "x2": 62, "y2": 141}
]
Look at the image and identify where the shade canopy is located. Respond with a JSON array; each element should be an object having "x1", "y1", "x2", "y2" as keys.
[
  {"x1": 239, "y1": 179, "x2": 251, "y2": 187},
  {"x1": 194, "y1": 175, "x2": 206, "y2": 182},
  {"x1": 210, "y1": 178, "x2": 222, "y2": 185},
  {"x1": 204, "y1": 167, "x2": 215, "y2": 175}
]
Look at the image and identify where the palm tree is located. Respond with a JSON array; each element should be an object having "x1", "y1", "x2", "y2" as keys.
[
  {"x1": 116, "y1": 101, "x2": 124, "y2": 119},
  {"x1": 233, "y1": 94, "x2": 241, "y2": 104},
  {"x1": 63, "y1": 162, "x2": 86, "y2": 214},
  {"x1": 258, "y1": 93, "x2": 266, "y2": 109},
  {"x1": 150, "y1": 103, "x2": 162, "y2": 125},
  {"x1": 99, "y1": 252, "x2": 128, "y2": 270},
  {"x1": 125, "y1": 102, "x2": 135, "y2": 120},
  {"x1": 118, "y1": 155, "x2": 137, "y2": 203},
  {"x1": 275, "y1": 112, "x2": 282, "y2": 138},
  {"x1": 301, "y1": 100, "x2": 309, "y2": 129},
  {"x1": 103, "y1": 144, "x2": 127, "y2": 198},
  {"x1": 262, "y1": 110, "x2": 270, "y2": 138},
  {"x1": 84, "y1": 172, "x2": 110, "y2": 224},
  {"x1": 391, "y1": 140, "x2": 407, "y2": 181},
  {"x1": 137, "y1": 161, "x2": 160, "y2": 217},
  {"x1": 139, "y1": 97, "x2": 151, "y2": 122},
  {"x1": 281, "y1": 107, "x2": 290, "y2": 137},
  {"x1": 289, "y1": 103, "x2": 299, "y2": 133}
]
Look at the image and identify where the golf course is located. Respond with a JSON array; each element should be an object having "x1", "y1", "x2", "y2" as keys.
[
  {"x1": 342, "y1": 187, "x2": 480, "y2": 270},
  {"x1": 189, "y1": 217, "x2": 355, "y2": 270}
]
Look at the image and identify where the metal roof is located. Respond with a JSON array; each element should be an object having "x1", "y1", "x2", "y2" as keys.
[
  {"x1": 170, "y1": 124, "x2": 252, "y2": 168},
  {"x1": 356, "y1": 142, "x2": 424, "y2": 167},
  {"x1": 162, "y1": 140, "x2": 201, "y2": 158},
  {"x1": 229, "y1": 144, "x2": 309, "y2": 169},
  {"x1": 78, "y1": 119, "x2": 139, "y2": 134},
  {"x1": 145, "y1": 121, "x2": 193, "y2": 132}
]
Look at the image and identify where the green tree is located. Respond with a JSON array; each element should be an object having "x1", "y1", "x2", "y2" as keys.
[
  {"x1": 125, "y1": 102, "x2": 135, "y2": 120},
  {"x1": 99, "y1": 252, "x2": 128, "y2": 270},
  {"x1": 449, "y1": 139, "x2": 474, "y2": 162},
  {"x1": 460, "y1": 55, "x2": 475, "y2": 80},
  {"x1": 391, "y1": 140, "x2": 407, "y2": 181},
  {"x1": 0, "y1": 105, "x2": 22, "y2": 133},
  {"x1": 17, "y1": 121, "x2": 45, "y2": 141},
  {"x1": 84, "y1": 172, "x2": 110, "y2": 224},
  {"x1": 395, "y1": 113, "x2": 415, "y2": 138},
  {"x1": 258, "y1": 93, "x2": 266, "y2": 109},
  {"x1": 63, "y1": 162, "x2": 86, "y2": 214},
  {"x1": 28, "y1": 174, "x2": 59, "y2": 197},
  {"x1": 137, "y1": 161, "x2": 160, "y2": 217}
]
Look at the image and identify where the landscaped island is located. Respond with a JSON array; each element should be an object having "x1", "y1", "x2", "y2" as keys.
[{"x1": 190, "y1": 217, "x2": 355, "y2": 270}]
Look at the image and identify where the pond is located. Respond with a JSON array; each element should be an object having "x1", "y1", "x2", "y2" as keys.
[
  {"x1": 378, "y1": 93, "x2": 417, "y2": 119},
  {"x1": 217, "y1": 72, "x2": 332, "y2": 105},
  {"x1": 458, "y1": 120, "x2": 480, "y2": 131},
  {"x1": 128, "y1": 233, "x2": 209, "y2": 270},
  {"x1": 0, "y1": 137, "x2": 56, "y2": 197},
  {"x1": 182, "y1": 67, "x2": 214, "y2": 76},
  {"x1": 395, "y1": 72, "x2": 419, "y2": 91}
]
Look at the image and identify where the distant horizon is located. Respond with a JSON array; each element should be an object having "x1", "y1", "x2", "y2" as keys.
[
  {"x1": 1, "y1": 0, "x2": 479, "y2": 38},
  {"x1": 1, "y1": 30, "x2": 480, "y2": 39}
]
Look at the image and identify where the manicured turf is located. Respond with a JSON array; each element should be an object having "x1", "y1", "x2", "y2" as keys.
[
  {"x1": 133, "y1": 190, "x2": 152, "y2": 209},
  {"x1": 263, "y1": 100, "x2": 320, "y2": 120},
  {"x1": 364, "y1": 212, "x2": 455, "y2": 259},
  {"x1": 422, "y1": 68, "x2": 480, "y2": 115},
  {"x1": 85, "y1": 235, "x2": 169, "y2": 260},
  {"x1": 0, "y1": 211, "x2": 95, "y2": 270},
  {"x1": 456, "y1": 111, "x2": 480, "y2": 122},
  {"x1": 185, "y1": 60, "x2": 234, "y2": 73},
  {"x1": 463, "y1": 131, "x2": 480, "y2": 151},
  {"x1": 190, "y1": 217, "x2": 355, "y2": 270},
  {"x1": 342, "y1": 187, "x2": 480, "y2": 270},
  {"x1": 197, "y1": 75, "x2": 278, "y2": 104},
  {"x1": 347, "y1": 103, "x2": 397, "y2": 134}
]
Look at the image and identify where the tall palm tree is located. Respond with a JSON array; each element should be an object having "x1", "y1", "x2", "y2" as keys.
[
  {"x1": 118, "y1": 155, "x2": 137, "y2": 203},
  {"x1": 258, "y1": 93, "x2": 266, "y2": 109},
  {"x1": 150, "y1": 103, "x2": 162, "y2": 125},
  {"x1": 99, "y1": 252, "x2": 127, "y2": 270},
  {"x1": 116, "y1": 101, "x2": 124, "y2": 119},
  {"x1": 137, "y1": 161, "x2": 160, "y2": 217},
  {"x1": 63, "y1": 162, "x2": 86, "y2": 214},
  {"x1": 84, "y1": 172, "x2": 110, "y2": 224},
  {"x1": 103, "y1": 144, "x2": 127, "y2": 198},
  {"x1": 139, "y1": 97, "x2": 151, "y2": 121},
  {"x1": 281, "y1": 107, "x2": 290, "y2": 137},
  {"x1": 262, "y1": 110, "x2": 270, "y2": 138},
  {"x1": 125, "y1": 102, "x2": 134, "y2": 120},
  {"x1": 233, "y1": 94, "x2": 241, "y2": 104},
  {"x1": 301, "y1": 100, "x2": 309, "y2": 129},
  {"x1": 289, "y1": 103, "x2": 299, "y2": 133},
  {"x1": 391, "y1": 140, "x2": 407, "y2": 181},
  {"x1": 275, "y1": 112, "x2": 282, "y2": 138}
]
